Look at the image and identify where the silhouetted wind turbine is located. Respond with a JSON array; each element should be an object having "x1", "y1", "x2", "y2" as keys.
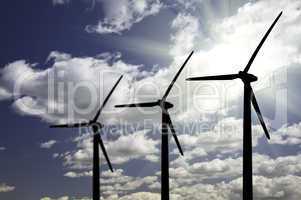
[
  {"x1": 187, "y1": 12, "x2": 282, "y2": 200},
  {"x1": 115, "y1": 51, "x2": 194, "y2": 200},
  {"x1": 50, "y1": 75, "x2": 123, "y2": 200}
]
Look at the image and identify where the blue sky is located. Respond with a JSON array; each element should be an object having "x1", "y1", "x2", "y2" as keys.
[{"x1": 1, "y1": 0, "x2": 301, "y2": 200}]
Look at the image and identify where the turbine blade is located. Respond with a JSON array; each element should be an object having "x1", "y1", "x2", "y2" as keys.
[
  {"x1": 251, "y1": 88, "x2": 270, "y2": 140},
  {"x1": 115, "y1": 101, "x2": 158, "y2": 108},
  {"x1": 92, "y1": 75, "x2": 123, "y2": 122},
  {"x1": 97, "y1": 134, "x2": 114, "y2": 172},
  {"x1": 166, "y1": 113, "x2": 184, "y2": 156},
  {"x1": 50, "y1": 122, "x2": 89, "y2": 128},
  {"x1": 243, "y1": 11, "x2": 282, "y2": 72},
  {"x1": 162, "y1": 51, "x2": 194, "y2": 101},
  {"x1": 187, "y1": 74, "x2": 239, "y2": 81}
]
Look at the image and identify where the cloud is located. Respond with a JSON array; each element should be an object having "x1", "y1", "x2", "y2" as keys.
[
  {"x1": 255, "y1": 154, "x2": 301, "y2": 177},
  {"x1": 39, "y1": 173, "x2": 301, "y2": 200},
  {"x1": 177, "y1": 0, "x2": 301, "y2": 76},
  {"x1": 41, "y1": 193, "x2": 160, "y2": 200},
  {"x1": 171, "y1": 117, "x2": 265, "y2": 168},
  {"x1": 0, "y1": 87, "x2": 11, "y2": 100},
  {"x1": 223, "y1": 175, "x2": 301, "y2": 200},
  {"x1": 52, "y1": 0, "x2": 70, "y2": 6},
  {"x1": 40, "y1": 140, "x2": 57, "y2": 149},
  {"x1": 0, "y1": 183, "x2": 15, "y2": 192},
  {"x1": 41, "y1": 197, "x2": 69, "y2": 200},
  {"x1": 1, "y1": 1, "x2": 296, "y2": 127},
  {"x1": 167, "y1": 0, "x2": 301, "y2": 121},
  {"x1": 98, "y1": 169, "x2": 159, "y2": 197},
  {"x1": 109, "y1": 192, "x2": 160, "y2": 200},
  {"x1": 170, "y1": 153, "x2": 301, "y2": 187},
  {"x1": 271, "y1": 122, "x2": 301, "y2": 146},
  {"x1": 87, "y1": 152, "x2": 301, "y2": 199},
  {"x1": 0, "y1": 147, "x2": 6, "y2": 151},
  {"x1": 63, "y1": 129, "x2": 159, "y2": 170},
  {"x1": 255, "y1": 175, "x2": 301, "y2": 199},
  {"x1": 85, "y1": 0, "x2": 163, "y2": 34},
  {"x1": 169, "y1": 175, "x2": 301, "y2": 200},
  {"x1": 169, "y1": 13, "x2": 201, "y2": 57},
  {"x1": 106, "y1": 129, "x2": 159, "y2": 164},
  {"x1": 0, "y1": 51, "x2": 150, "y2": 124},
  {"x1": 4, "y1": 0, "x2": 299, "y2": 126},
  {"x1": 64, "y1": 171, "x2": 92, "y2": 178}
]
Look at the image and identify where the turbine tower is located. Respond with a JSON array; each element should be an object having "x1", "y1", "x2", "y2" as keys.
[
  {"x1": 50, "y1": 75, "x2": 123, "y2": 200},
  {"x1": 187, "y1": 12, "x2": 282, "y2": 200},
  {"x1": 115, "y1": 51, "x2": 194, "y2": 200}
]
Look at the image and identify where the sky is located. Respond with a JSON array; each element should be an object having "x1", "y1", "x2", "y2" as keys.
[{"x1": 1, "y1": 0, "x2": 301, "y2": 199}]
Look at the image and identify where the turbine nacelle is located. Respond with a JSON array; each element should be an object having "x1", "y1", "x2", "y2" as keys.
[
  {"x1": 158, "y1": 100, "x2": 174, "y2": 109},
  {"x1": 238, "y1": 71, "x2": 258, "y2": 83},
  {"x1": 90, "y1": 121, "x2": 103, "y2": 134}
]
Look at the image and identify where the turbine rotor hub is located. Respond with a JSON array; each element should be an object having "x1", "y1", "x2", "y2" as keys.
[
  {"x1": 238, "y1": 71, "x2": 258, "y2": 82},
  {"x1": 90, "y1": 122, "x2": 103, "y2": 134},
  {"x1": 159, "y1": 100, "x2": 174, "y2": 109}
]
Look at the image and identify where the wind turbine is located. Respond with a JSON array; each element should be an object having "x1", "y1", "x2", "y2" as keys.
[
  {"x1": 115, "y1": 51, "x2": 194, "y2": 200},
  {"x1": 50, "y1": 75, "x2": 123, "y2": 200},
  {"x1": 186, "y1": 12, "x2": 282, "y2": 200}
]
